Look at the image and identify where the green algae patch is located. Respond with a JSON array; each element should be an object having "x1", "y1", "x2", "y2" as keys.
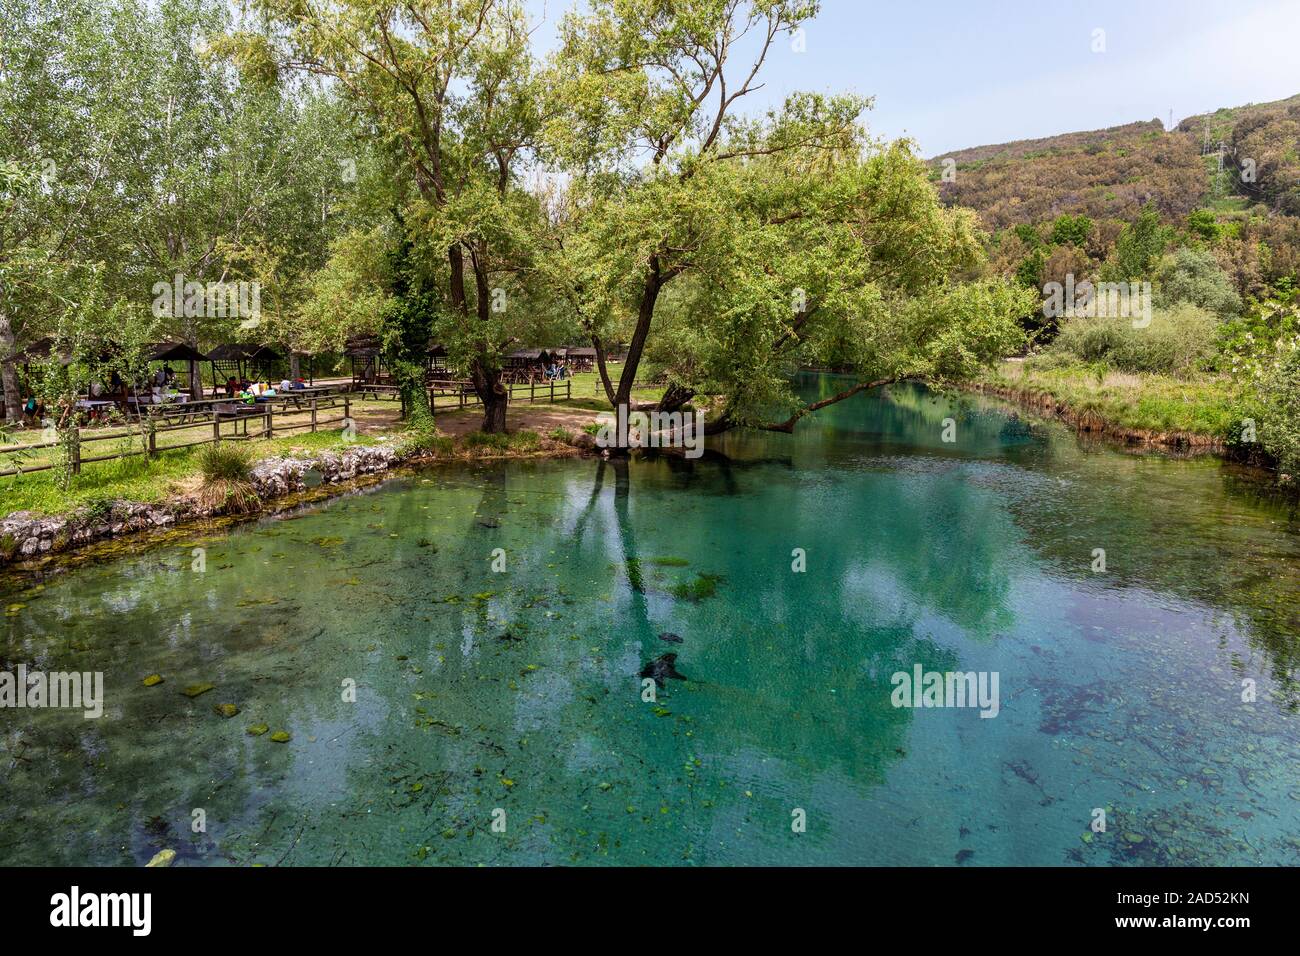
[
  {"x1": 142, "y1": 674, "x2": 164, "y2": 687},
  {"x1": 214, "y1": 703, "x2": 239, "y2": 718},
  {"x1": 670, "y1": 572, "x2": 723, "y2": 601},
  {"x1": 269, "y1": 730, "x2": 292, "y2": 743},
  {"x1": 146, "y1": 849, "x2": 176, "y2": 867},
  {"x1": 246, "y1": 723, "x2": 269, "y2": 736},
  {"x1": 182, "y1": 682, "x2": 215, "y2": 698}
]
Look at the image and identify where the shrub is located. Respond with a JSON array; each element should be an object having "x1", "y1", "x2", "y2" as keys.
[
  {"x1": 196, "y1": 443, "x2": 259, "y2": 513},
  {"x1": 1051, "y1": 303, "x2": 1218, "y2": 375},
  {"x1": 1155, "y1": 246, "x2": 1241, "y2": 319},
  {"x1": 1258, "y1": 345, "x2": 1300, "y2": 480}
]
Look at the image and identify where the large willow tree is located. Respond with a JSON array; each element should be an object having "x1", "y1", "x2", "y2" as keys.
[
  {"x1": 546, "y1": 0, "x2": 1031, "y2": 438},
  {"x1": 252, "y1": 0, "x2": 548, "y2": 431}
]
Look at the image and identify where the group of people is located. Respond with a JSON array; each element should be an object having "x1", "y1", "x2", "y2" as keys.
[
  {"x1": 223, "y1": 377, "x2": 308, "y2": 402},
  {"x1": 543, "y1": 359, "x2": 569, "y2": 380}
]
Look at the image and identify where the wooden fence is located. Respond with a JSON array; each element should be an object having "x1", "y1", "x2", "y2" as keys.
[
  {"x1": 351, "y1": 379, "x2": 572, "y2": 408},
  {"x1": 0, "y1": 395, "x2": 351, "y2": 478}
]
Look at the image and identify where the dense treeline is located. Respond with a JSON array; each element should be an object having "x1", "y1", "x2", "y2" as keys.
[
  {"x1": 1, "y1": 0, "x2": 1033, "y2": 451},
  {"x1": 2, "y1": 0, "x2": 1297, "y2": 478}
]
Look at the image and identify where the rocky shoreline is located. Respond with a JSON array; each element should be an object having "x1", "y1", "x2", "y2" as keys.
[{"x1": 0, "y1": 444, "x2": 402, "y2": 567}]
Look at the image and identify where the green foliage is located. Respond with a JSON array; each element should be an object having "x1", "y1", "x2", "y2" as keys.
[
  {"x1": 1186, "y1": 209, "x2": 1224, "y2": 242},
  {"x1": 1107, "y1": 204, "x2": 1171, "y2": 282},
  {"x1": 380, "y1": 224, "x2": 435, "y2": 430},
  {"x1": 1012, "y1": 223, "x2": 1044, "y2": 248},
  {"x1": 1257, "y1": 345, "x2": 1300, "y2": 478},
  {"x1": 1050, "y1": 214, "x2": 1093, "y2": 247},
  {"x1": 890, "y1": 279, "x2": 1036, "y2": 380},
  {"x1": 1051, "y1": 303, "x2": 1219, "y2": 376},
  {"x1": 1214, "y1": 299, "x2": 1300, "y2": 377},
  {"x1": 1015, "y1": 248, "x2": 1046, "y2": 289},
  {"x1": 1154, "y1": 246, "x2": 1241, "y2": 319}
]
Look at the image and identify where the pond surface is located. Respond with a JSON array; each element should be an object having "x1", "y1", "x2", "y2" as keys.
[{"x1": 2, "y1": 378, "x2": 1298, "y2": 866}]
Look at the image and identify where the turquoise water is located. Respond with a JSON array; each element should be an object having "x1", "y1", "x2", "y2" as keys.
[{"x1": 1, "y1": 379, "x2": 1298, "y2": 865}]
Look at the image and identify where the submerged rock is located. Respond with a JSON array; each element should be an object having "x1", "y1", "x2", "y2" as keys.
[
  {"x1": 246, "y1": 723, "x2": 269, "y2": 736},
  {"x1": 658, "y1": 632, "x2": 684, "y2": 644},
  {"x1": 146, "y1": 849, "x2": 176, "y2": 868},
  {"x1": 214, "y1": 703, "x2": 239, "y2": 718},
  {"x1": 142, "y1": 674, "x2": 164, "y2": 687},
  {"x1": 640, "y1": 653, "x2": 688, "y2": 688},
  {"x1": 269, "y1": 730, "x2": 292, "y2": 743},
  {"x1": 182, "y1": 683, "x2": 215, "y2": 698}
]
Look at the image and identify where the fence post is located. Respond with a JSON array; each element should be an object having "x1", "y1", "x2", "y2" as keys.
[
  {"x1": 213, "y1": 411, "x2": 221, "y2": 443},
  {"x1": 265, "y1": 408, "x2": 273, "y2": 440},
  {"x1": 147, "y1": 422, "x2": 156, "y2": 458},
  {"x1": 311, "y1": 397, "x2": 317, "y2": 432},
  {"x1": 344, "y1": 394, "x2": 351, "y2": 425},
  {"x1": 71, "y1": 426, "x2": 81, "y2": 475}
]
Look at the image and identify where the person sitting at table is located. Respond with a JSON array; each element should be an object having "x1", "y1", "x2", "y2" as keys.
[
  {"x1": 22, "y1": 395, "x2": 41, "y2": 425},
  {"x1": 279, "y1": 378, "x2": 292, "y2": 392},
  {"x1": 224, "y1": 377, "x2": 237, "y2": 398}
]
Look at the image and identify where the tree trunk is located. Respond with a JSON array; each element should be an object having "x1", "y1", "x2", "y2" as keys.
[
  {"x1": 657, "y1": 382, "x2": 695, "y2": 413},
  {"x1": 0, "y1": 310, "x2": 22, "y2": 422},
  {"x1": 289, "y1": 353, "x2": 301, "y2": 379},
  {"x1": 470, "y1": 356, "x2": 508, "y2": 433},
  {"x1": 481, "y1": 389, "x2": 508, "y2": 433},
  {"x1": 188, "y1": 358, "x2": 202, "y2": 400},
  {"x1": 613, "y1": 267, "x2": 663, "y2": 410},
  {"x1": 467, "y1": 242, "x2": 509, "y2": 433}
]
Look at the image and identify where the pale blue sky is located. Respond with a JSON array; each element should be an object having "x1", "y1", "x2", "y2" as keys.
[{"x1": 524, "y1": 0, "x2": 1300, "y2": 156}]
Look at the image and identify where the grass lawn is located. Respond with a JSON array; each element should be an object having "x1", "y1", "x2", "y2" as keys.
[
  {"x1": 0, "y1": 425, "x2": 389, "y2": 517},
  {"x1": 0, "y1": 370, "x2": 659, "y2": 519},
  {"x1": 979, "y1": 358, "x2": 1254, "y2": 438}
]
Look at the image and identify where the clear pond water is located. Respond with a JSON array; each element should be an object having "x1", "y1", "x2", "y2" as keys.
[{"x1": 2, "y1": 378, "x2": 1298, "y2": 865}]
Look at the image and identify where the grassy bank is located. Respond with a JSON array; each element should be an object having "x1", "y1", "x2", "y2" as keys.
[
  {"x1": 0, "y1": 383, "x2": 620, "y2": 519},
  {"x1": 0, "y1": 428, "x2": 389, "y2": 517},
  {"x1": 976, "y1": 358, "x2": 1253, "y2": 445}
]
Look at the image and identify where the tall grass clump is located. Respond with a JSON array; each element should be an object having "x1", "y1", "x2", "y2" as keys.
[{"x1": 197, "y1": 442, "x2": 260, "y2": 513}]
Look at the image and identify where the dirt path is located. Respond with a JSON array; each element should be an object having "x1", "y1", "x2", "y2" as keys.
[{"x1": 433, "y1": 404, "x2": 601, "y2": 437}]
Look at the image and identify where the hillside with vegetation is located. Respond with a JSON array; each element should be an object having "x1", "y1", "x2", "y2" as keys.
[{"x1": 929, "y1": 94, "x2": 1300, "y2": 479}]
